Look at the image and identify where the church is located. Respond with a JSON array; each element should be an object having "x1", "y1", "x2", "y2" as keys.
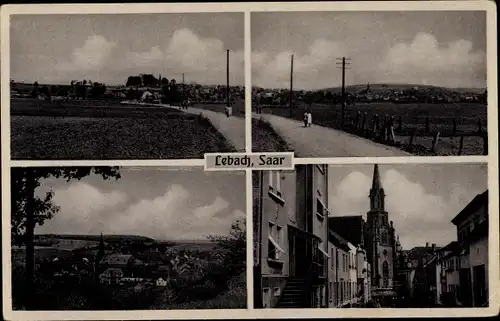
[{"x1": 363, "y1": 164, "x2": 399, "y2": 291}]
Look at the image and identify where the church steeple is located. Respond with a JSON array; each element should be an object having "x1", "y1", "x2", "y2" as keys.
[{"x1": 369, "y1": 164, "x2": 385, "y2": 211}]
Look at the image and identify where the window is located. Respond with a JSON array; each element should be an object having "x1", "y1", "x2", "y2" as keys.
[
  {"x1": 335, "y1": 250, "x2": 339, "y2": 268},
  {"x1": 268, "y1": 171, "x2": 282, "y2": 198},
  {"x1": 273, "y1": 287, "x2": 281, "y2": 297},
  {"x1": 316, "y1": 198, "x2": 325, "y2": 219},
  {"x1": 268, "y1": 222, "x2": 284, "y2": 261},
  {"x1": 450, "y1": 258, "x2": 455, "y2": 269},
  {"x1": 263, "y1": 288, "x2": 271, "y2": 308},
  {"x1": 331, "y1": 248, "x2": 335, "y2": 269}
]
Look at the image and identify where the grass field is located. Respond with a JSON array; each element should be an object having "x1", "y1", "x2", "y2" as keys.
[
  {"x1": 251, "y1": 118, "x2": 292, "y2": 153},
  {"x1": 11, "y1": 99, "x2": 235, "y2": 159},
  {"x1": 256, "y1": 101, "x2": 487, "y2": 155}
]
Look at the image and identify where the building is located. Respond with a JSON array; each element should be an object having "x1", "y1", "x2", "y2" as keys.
[
  {"x1": 328, "y1": 215, "x2": 370, "y2": 306},
  {"x1": 99, "y1": 268, "x2": 124, "y2": 285},
  {"x1": 451, "y1": 190, "x2": 489, "y2": 307},
  {"x1": 100, "y1": 254, "x2": 144, "y2": 277},
  {"x1": 328, "y1": 230, "x2": 351, "y2": 307},
  {"x1": 156, "y1": 277, "x2": 169, "y2": 287},
  {"x1": 253, "y1": 165, "x2": 330, "y2": 308},
  {"x1": 363, "y1": 165, "x2": 397, "y2": 293},
  {"x1": 436, "y1": 241, "x2": 462, "y2": 306}
]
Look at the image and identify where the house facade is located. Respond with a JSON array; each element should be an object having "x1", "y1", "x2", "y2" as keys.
[
  {"x1": 451, "y1": 190, "x2": 489, "y2": 307},
  {"x1": 253, "y1": 165, "x2": 330, "y2": 308}
]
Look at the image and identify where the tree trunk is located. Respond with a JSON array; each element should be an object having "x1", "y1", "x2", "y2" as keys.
[{"x1": 25, "y1": 170, "x2": 36, "y2": 309}]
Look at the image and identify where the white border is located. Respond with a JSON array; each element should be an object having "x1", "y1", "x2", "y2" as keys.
[{"x1": 2, "y1": 1, "x2": 499, "y2": 320}]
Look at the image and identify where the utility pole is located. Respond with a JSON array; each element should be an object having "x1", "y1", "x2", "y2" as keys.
[
  {"x1": 289, "y1": 54, "x2": 294, "y2": 117},
  {"x1": 226, "y1": 49, "x2": 230, "y2": 107},
  {"x1": 182, "y1": 73, "x2": 185, "y2": 107},
  {"x1": 336, "y1": 57, "x2": 351, "y2": 129}
]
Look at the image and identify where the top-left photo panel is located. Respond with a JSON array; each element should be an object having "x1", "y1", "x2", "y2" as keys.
[{"x1": 8, "y1": 13, "x2": 245, "y2": 160}]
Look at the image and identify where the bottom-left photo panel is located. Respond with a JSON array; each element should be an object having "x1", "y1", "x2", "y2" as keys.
[{"x1": 7, "y1": 166, "x2": 247, "y2": 311}]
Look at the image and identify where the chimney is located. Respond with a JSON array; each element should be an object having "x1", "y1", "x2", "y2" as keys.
[
  {"x1": 426, "y1": 242, "x2": 429, "y2": 248},
  {"x1": 432, "y1": 243, "x2": 436, "y2": 251}
]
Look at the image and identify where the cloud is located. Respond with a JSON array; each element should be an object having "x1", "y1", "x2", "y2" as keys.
[
  {"x1": 36, "y1": 182, "x2": 127, "y2": 233},
  {"x1": 56, "y1": 35, "x2": 117, "y2": 73},
  {"x1": 329, "y1": 169, "x2": 482, "y2": 250},
  {"x1": 35, "y1": 183, "x2": 243, "y2": 240},
  {"x1": 252, "y1": 39, "x2": 347, "y2": 89},
  {"x1": 378, "y1": 32, "x2": 486, "y2": 87},
  {"x1": 252, "y1": 32, "x2": 486, "y2": 89},
  {"x1": 46, "y1": 29, "x2": 243, "y2": 86}
]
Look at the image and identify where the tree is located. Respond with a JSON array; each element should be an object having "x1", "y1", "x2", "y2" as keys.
[
  {"x1": 207, "y1": 219, "x2": 246, "y2": 277},
  {"x1": 11, "y1": 167, "x2": 121, "y2": 310},
  {"x1": 126, "y1": 76, "x2": 142, "y2": 87}
]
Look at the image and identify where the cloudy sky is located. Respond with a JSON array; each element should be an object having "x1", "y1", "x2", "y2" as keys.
[
  {"x1": 252, "y1": 11, "x2": 487, "y2": 90},
  {"x1": 34, "y1": 167, "x2": 246, "y2": 240},
  {"x1": 10, "y1": 13, "x2": 244, "y2": 86},
  {"x1": 328, "y1": 163, "x2": 487, "y2": 250}
]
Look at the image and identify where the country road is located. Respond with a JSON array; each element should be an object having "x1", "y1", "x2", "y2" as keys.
[
  {"x1": 184, "y1": 107, "x2": 246, "y2": 152},
  {"x1": 252, "y1": 113, "x2": 411, "y2": 157}
]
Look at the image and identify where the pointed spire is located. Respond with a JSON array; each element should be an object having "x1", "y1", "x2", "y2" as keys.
[{"x1": 371, "y1": 164, "x2": 382, "y2": 190}]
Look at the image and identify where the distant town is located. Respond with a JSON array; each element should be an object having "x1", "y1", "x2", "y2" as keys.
[
  {"x1": 12, "y1": 232, "x2": 246, "y2": 310},
  {"x1": 252, "y1": 83, "x2": 487, "y2": 107},
  {"x1": 10, "y1": 75, "x2": 245, "y2": 106}
]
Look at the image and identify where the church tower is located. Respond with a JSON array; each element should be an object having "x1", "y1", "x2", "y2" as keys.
[
  {"x1": 364, "y1": 164, "x2": 395, "y2": 290},
  {"x1": 94, "y1": 233, "x2": 105, "y2": 278}
]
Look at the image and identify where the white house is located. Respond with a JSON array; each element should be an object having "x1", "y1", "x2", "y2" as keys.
[{"x1": 156, "y1": 277, "x2": 169, "y2": 287}]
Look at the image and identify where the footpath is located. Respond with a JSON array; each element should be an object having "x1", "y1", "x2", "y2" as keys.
[
  {"x1": 184, "y1": 107, "x2": 246, "y2": 152},
  {"x1": 253, "y1": 113, "x2": 411, "y2": 157}
]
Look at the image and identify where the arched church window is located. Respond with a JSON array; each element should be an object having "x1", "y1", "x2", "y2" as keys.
[
  {"x1": 383, "y1": 261, "x2": 389, "y2": 288},
  {"x1": 383, "y1": 249, "x2": 388, "y2": 256}
]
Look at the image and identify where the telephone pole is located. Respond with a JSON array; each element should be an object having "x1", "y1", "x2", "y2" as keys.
[
  {"x1": 289, "y1": 54, "x2": 294, "y2": 117},
  {"x1": 336, "y1": 57, "x2": 352, "y2": 129},
  {"x1": 182, "y1": 73, "x2": 185, "y2": 107},
  {"x1": 226, "y1": 49, "x2": 230, "y2": 107}
]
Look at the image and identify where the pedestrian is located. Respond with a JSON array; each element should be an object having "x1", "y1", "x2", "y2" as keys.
[
  {"x1": 303, "y1": 111, "x2": 308, "y2": 127},
  {"x1": 307, "y1": 111, "x2": 312, "y2": 127}
]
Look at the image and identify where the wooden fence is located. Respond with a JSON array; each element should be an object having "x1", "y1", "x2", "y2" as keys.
[{"x1": 344, "y1": 112, "x2": 488, "y2": 156}]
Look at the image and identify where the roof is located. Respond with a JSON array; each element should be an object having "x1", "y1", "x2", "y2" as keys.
[
  {"x1": 329, "y1": 216, "x2": 364, "y2": 247},
  {"x1": 451, "y1": 190, "x2": 488, "y2": 225},
  {"x1": 328, "y1": 230, "x2": 350, "y2": 252},
  {"x1": 407, "y1": 246, "x2": 440, "y2": 261},
  {"x1": 439, "y1": 241, "x2": 459, "y2": 253},
  {"x1": 101, "y1": 254, "x2": 133, "y2": 265}
]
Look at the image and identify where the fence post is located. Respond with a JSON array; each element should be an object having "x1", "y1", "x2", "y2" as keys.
[
  {"x1": 389, "y1": 116, "x2": 395, "y2": 144},
  {"x1": 398, "y1": 116, "x2": 403, "y2": 134},
  {"x1": 431, "y1": 132, "x2": 440, "y2": 154},
  {"x1": 458, "y1": 135, "x2": 464, "y2": 156},
  {"x1": 425, "y1": 116, "x2": 430, "y2": 134},
  {"x1": 409, "y1": 129, "x2": 416, "y2": 148},
  {"x1": 452, "y1": 118, "x2": 457, "y2": 134},
  {"x1": 362, "y1": 112, "x2": 367, "y2": 136}
]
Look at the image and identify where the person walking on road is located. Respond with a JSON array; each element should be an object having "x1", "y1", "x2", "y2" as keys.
[{"x1": 307, "y1": 110, "x2": 312, "y2": 127}]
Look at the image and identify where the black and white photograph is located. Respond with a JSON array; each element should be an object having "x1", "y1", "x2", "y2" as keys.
[
  {"x1": 9, "y1": 166, "x2": 246, "y2": 310},
  {"x1": 9, "y1": 13, "x2": 245, "y2": 160},
  {"x1": 253, "y1": 163, "x2": 489, "y2": 308},
  {"x1": 251, "y1": 11, "x2": 488, "y2": 157}
]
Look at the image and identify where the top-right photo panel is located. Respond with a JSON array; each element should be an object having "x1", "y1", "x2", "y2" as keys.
[{"x1": 251, "y1": 11, "x2": 488, "y2": 157}]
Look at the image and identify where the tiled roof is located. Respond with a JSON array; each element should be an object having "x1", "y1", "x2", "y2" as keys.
[
  {"x1": 328, "y1": 230, "x2": 350, "y2": 251},
  {"x1": 451, "y1": 190, "x2": 488, "y2": 225},
  {"x1": 328, "y1": 216, "x2": 364, "y2": 247},
  {"x1": 101, "y1": 254, "x2": 133, "y2": 265}
]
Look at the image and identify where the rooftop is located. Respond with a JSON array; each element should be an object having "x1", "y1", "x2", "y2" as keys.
[
  {"x1": 328, "y1": 216, "x2": 364, "y2": 247},
  {"x1": 451, "y1": 190, "x2": 488, "y2": 226}
]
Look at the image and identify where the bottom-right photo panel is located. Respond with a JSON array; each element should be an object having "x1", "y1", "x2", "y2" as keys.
[{"x1": 252, "y1": 163, "x2": 489, "y2": 309}]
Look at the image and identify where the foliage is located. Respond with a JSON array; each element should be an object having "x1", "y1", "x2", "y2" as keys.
[{"x1": 207, "y1": 219, "x2": 246, "y2": 277}]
